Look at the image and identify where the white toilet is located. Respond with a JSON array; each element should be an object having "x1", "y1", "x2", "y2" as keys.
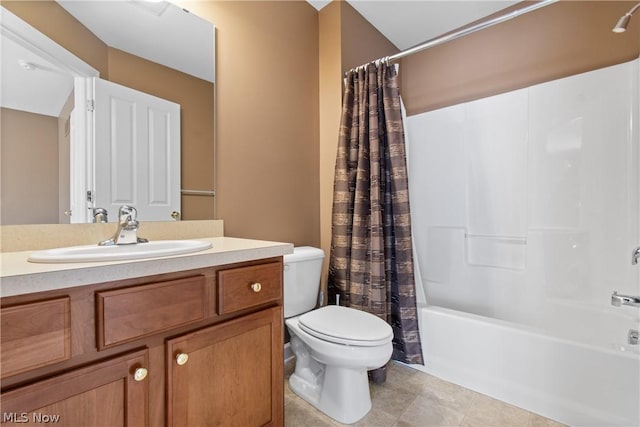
[{"x1": 284, "y1": 247, "x2": 393, "y2": 425}]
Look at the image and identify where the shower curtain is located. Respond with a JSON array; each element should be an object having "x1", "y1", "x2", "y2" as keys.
[{"x1": 328, "y1": 60, "x2": 423, "y2": 365}]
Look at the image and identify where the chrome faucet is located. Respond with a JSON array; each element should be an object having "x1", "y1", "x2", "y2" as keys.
[
  {"x1": 99, "y1": 205, "x2": 148, "y2": 246},
  {"x1": 611, "y1": 291, "x2": 640, "y2": 308}
]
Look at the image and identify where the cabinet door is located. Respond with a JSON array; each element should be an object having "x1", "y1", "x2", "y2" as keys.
[
  {"x1": 167, "y1": 307, "x2": 283, "y2": 427},
  {"x1": 1, "y1": 349, "x2": 149, "y2": 426}
]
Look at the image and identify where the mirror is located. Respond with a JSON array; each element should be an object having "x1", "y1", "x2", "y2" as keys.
[{"x1": 0, "y1": 0, "x2": 216, "y2": 225}]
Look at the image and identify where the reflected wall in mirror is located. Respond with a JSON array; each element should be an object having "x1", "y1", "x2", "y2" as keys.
[{"x1": 0, "y1": 0, "x2": 216, "y2": 225}]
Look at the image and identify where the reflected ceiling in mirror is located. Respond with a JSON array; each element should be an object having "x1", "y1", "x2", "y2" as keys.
[
  {"x1": 1, "y1": 29, "x2": 77, "y2": 116},
  {"x1": 58, "y1": 0, "x2": 214, "y2": 83}
]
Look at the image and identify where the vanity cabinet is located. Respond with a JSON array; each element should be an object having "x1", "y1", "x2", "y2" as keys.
[
  {"x1": 1, "y1": 349, "x2": 149, "y2": 426},
  {"x1": 167, "y1": 307, "x2": 282, "y2": 426},
  {"x1": 0, "y1": 257, "x2": 284, "y2": 427}
]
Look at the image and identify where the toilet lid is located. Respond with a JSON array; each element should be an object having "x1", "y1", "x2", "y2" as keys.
[{"x1": 298, "y1": 305, "x2": 393, "y2": 347}]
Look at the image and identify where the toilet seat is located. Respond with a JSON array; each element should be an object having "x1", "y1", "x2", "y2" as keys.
[{"x1": 298, "y1": 305, "x2": 393, "y2": 347}]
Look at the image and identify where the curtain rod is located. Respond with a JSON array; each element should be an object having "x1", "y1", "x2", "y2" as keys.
[{"x1": 349, "y1": 0, "x2": 557, "y2": 73}]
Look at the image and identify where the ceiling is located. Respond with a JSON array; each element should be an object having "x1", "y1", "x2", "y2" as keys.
[
  {"x1": 307, "y1": 0, "x2": 519, "y2": 50},
  {"x1": 2, "y1": 0, "x2": 519, "y2": 117}
]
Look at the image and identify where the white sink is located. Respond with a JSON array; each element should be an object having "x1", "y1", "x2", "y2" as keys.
[{"x1": 27, "y1": 240, "x2": 213, "y2": 263}]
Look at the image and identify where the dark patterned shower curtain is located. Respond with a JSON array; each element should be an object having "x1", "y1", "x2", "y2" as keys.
[{"x1": 328, "y1": 61, "x2": 423, "y2": 365}]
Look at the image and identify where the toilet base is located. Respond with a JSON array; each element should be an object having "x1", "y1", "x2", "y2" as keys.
[
  {"x1": 285, "y1": 313, "x2": 392, "y2": 424},
  {"x1": 289, "y1": 364, "x2": 372, "y2": 425}
]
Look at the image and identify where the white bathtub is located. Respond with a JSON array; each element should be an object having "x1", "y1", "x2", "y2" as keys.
[{"x1": 411, "y1": 304, "x2": 640, "y2": 427}]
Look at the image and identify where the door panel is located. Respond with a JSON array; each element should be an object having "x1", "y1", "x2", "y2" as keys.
[{"x1": 93, "y1": 78, "x2": 180, "y2": 222}]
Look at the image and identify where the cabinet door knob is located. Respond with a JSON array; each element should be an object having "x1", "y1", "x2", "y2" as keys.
[
  {"x1": 176, "y1": 352, "x2": 189, "y2": 366},
  {"x1": 134, "y1": 367, "x2": 148, "y2": 382},
  {"x1": 250, "y1": 282, "x2": 262, "y2": 293}
]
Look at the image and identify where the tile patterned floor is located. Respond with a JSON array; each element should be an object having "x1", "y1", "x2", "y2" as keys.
[{"x1": 284, "y1": 362, "x2": 566, "y2": 427}]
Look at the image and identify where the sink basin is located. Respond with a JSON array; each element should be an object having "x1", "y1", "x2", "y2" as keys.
[{"x1": 27, "y1": 240, "x2": 212, "y2": 263}]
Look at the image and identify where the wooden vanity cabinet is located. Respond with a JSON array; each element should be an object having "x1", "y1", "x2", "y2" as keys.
[
  {"x1": 1, "y1": 349, "x2": 149, "y2": 426},
  {"x1": 0, "y1": 257, "x2": 284, "y2": 427},
  {"x1": 167, "y1": 307, "x2": 283, "y2": 427}
]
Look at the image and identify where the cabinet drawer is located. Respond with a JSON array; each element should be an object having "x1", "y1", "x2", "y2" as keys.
[
  {"x1": 1, "y1": 297, "x2": 71, "y2": 378},
  {"x1": 218, "y1": 262, "x2": 282, "y2": 315},
  {"x1": 96, "y1": 275, "x2": 207, "y2": 349}
]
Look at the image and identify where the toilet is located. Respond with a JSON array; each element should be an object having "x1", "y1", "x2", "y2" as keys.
[{"x1": 284, "y1": 247, "x2": 393, "y2": 425}]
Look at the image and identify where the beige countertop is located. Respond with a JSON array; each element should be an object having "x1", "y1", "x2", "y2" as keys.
[{"x1": 0, "y1": 237, "x2": 293, "y2": 298}]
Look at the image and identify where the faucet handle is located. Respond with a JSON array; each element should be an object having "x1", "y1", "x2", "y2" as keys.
[
  {"x1": 118, "y1": 205, "x2": 137, "y2": 222},
  {"x1": 612, "y1": 291, "x2": 640, "y2": 308}
]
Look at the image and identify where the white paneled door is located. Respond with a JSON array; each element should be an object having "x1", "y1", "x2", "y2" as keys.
[{"x1": 91, "y1": 78, "x2": 180, "y2": 222}]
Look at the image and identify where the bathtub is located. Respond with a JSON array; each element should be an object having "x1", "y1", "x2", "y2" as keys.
[{"x1": 411, "y1": 304, "x2": 640, "y2": 427}]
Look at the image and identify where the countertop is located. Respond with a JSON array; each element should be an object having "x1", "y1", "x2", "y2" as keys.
[{"x1": 0, "y1": 237, "x2": 293, "y2": 298}]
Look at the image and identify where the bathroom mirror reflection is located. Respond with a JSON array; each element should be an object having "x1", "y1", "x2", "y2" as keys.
[{"x1": 0, "y1": 0, "x2": 216, "y2": 225}]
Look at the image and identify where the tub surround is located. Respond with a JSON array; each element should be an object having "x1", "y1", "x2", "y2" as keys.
[
  {"x1": 1, "y1": 225, "x2": 292, "y2": 426},
  {"x1": 407, "y1": 59, "x2": 639, "y2": 426}
]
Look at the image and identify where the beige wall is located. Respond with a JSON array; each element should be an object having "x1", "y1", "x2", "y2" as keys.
[
  {"x1": 401, "y1": 1, "x2": 640, "y2": 115},
  {"x1": 339, "y1": 1, "x2": 399, "y2": 74},
  {"x1": 1, "y1": 108, "x2": 59, "y2": 225},
  {"x1": 179, "y1": 1, "x2": 321, "y2": 246}
]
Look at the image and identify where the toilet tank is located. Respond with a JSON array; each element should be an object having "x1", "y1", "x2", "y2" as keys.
[{"x1": 283, "y1": 246, "x2": 325, "y2": 318}]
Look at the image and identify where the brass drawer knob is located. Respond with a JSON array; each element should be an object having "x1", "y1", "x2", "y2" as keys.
[
  {"x1": 134, "y1": 367, "x2": 148, "y2": 382},
  {"x1": 250, "y1": 282, "x2": 262, "y2": 293},
  {"x1": 176, "y1": 352, "x2": 189, "y2": 366}
]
